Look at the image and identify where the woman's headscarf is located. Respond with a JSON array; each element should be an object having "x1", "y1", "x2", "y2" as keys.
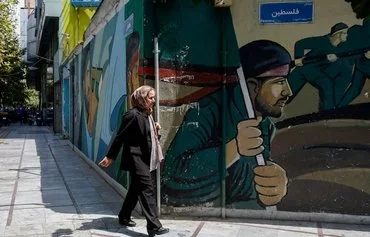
[{"x1": 130, "y1": 85, "x2": 154, "y2": 113}]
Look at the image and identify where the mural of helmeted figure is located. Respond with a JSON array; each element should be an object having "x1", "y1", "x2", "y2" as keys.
[
  {"x1": 126, "y1": 32, "x2": 141, "y2": 108},
  {"x1": 162, "y1": 40, "x2": 291, "y2": 208},
  {"x1": 288, "y1": 20, "x2": 370, "y2": 111}
]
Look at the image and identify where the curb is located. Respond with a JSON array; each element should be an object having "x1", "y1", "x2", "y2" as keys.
[{"x1": 66, "y1": 141, "x2": 142, "y2": 215}]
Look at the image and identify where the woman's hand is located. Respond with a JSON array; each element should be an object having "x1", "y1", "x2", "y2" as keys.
[
  {"x1": 155, "y1": 122, "x2": 161, "y2": 131},
  {"x1": 98, "y1": 157, "x2": 114, "y2": 168}
]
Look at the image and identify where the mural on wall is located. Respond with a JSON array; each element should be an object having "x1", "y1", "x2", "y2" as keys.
[
  {"x1": 79, "y1": 43, "x2": 93, "y2": 158},
  {"x1": 85, "y1": 66, "x2": 102, "y2": 135},
  {"x1": 162, "y1": 40, "x2": 291, "y2": 209},
  {"x1": 274, "y1": 19, "x2": 370, "y2": 215},
  {"x1": 157, "y1": 0, "x2": 370, "y2": 215},
  {"x1": 345, "y1": 0, "x2": 370, "y2": 19},
  {"x1": 126, "y1": 31, "x2": 141, "y2": 108},
  {"x1": 73, "y1": 54, "x2": 82, "y2": 147},
  {"x1": 70, "y1": 3, "x2": 139, "y2": 186},
  {"x1": 62, "y1": 67, "x2": 70, "y2": 135},
  {"x1": 289, "y1": 19, "x2": 370, "y2": 111},
  {"x1": 63, "y1": 0, "x2": 370, "y2": 216}
]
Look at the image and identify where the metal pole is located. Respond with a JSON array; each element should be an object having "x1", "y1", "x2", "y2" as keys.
[
  {"x1": 153, "y1": 37, "x2": 161, "y2": 215},
  {"x1": 220, "y1": 9, "x2": 227, "y2": 219}
]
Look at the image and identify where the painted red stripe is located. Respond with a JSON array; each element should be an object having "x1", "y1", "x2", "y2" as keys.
[
  {"x1": 160, "y1": 87, "x2": 220, "y2": 106},
  {"x1": 140, "y1": 66, "x2": 238, "y2": 105},
  {"x1": 139, "y1": 66, "x2": 238, "y2": 85},
  {"x1": 317, "y1": 222, "x2": 324, "y2": 237},
  {"x1": 7, "y1": 132, "x2": 25, "y2": 226},
  {"x1": 191, "y1": 221, "x2": 205, "y2": 237}
]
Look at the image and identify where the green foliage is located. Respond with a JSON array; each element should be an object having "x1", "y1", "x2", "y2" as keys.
[
  {"x1": 0, "y1": 0, "x2": 29, "y2": 107},
  {"x1": 24, "y1": 89, "x2": 40, "y2": 108},
  {"x1": 345, "y1": 0, "x2": 370, "y2": 19}
]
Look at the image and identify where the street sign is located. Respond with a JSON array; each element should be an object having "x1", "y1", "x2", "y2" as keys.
[{"x1": 259, "y1": 1, "x2": 314, "y2": 24}]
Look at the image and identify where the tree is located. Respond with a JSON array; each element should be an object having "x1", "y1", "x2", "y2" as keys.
[
  {"x1": 345, "y1": 0, "x2": 370, "y2": 19},
  {"x1": 24, "y1": 89, "x2": 39, "y2": 108},
  {"x1": 0, "y1": 0, "x2": 28, "y2": 107}
]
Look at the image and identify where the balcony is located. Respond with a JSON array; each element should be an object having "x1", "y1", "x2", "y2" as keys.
[
  {"x1": 35, "y1": 0, "x2": 62, "y2": 55},
  {"x1": 26, "y1": 9, "x2": 37, "y2": 62}
]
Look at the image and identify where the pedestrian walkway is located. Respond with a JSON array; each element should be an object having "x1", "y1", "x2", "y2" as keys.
[{"x1": 0, "y1": 125, "x2": 370, "y2": 236}]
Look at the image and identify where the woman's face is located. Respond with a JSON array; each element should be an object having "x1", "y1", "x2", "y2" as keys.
[{"x1": 145, "y1": 90, "x2": 156, "y2": 109}]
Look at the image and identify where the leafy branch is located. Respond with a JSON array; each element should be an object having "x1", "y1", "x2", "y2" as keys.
[{"x1": 345, "y1": 0, "x2": 370, "y2": 19}]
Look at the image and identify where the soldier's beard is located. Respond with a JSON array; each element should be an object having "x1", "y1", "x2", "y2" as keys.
[{"x1": 255, "y1": 95, "x2": 286, "y2": 118}]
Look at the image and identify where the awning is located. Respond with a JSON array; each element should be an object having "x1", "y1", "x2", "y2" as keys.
[{"x1": 70, "y1": 0, "x2": 101, "y2": 7}]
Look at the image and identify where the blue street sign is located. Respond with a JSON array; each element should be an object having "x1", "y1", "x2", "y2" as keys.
[
  {"x1": 259, "y1": 1, "x2": 314, "y2": 24},
  {"x1": 70, "y1": 0, "x2": 101, "y2": 7}
]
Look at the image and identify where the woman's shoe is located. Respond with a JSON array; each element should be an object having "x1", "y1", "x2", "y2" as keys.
[
  {"x1": 119, "y1": 218, "x2": 136, "y2": 227},
  {"x1": 147, "y1": 227, "x2": 169, "y2": 236}
]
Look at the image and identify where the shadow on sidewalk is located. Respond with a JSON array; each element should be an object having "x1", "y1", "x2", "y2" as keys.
[
  {"x1": 53, "y1": 217, "x2": 148, "y2": 237},
  {"x1": 2, "y1": 125, "x2": 131, "y2": 235}
]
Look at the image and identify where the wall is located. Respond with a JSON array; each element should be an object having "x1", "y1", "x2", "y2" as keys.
[
  {"x1": 60, "y1": 0, "x2": 95, "y2": 61},
  {"x1": 67, "y1": 0, "x2": 370, "y2": 220},
  {"x1": 144, "y1": 0, "x2": 370, "y2": 218},
  {"x1": 19, "y1": 8, "x2": 29, "y2": 50},
  {"x1": 230, "y1": 0, "x2": 370, "y2": 215},
  {"x1": 62, "y1": 65, "x2": 70, "y2": 136},
  {"x1": 67, "y1": 0, "x2": 143, "y2": 189}
]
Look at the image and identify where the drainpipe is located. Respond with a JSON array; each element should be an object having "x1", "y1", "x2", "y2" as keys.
[
  {"x1": 220, "y1": 8, "x2": 227, "y2": 219},
  {"x1": 153, "y1": 37, "x2": 161, "y2": 215}
]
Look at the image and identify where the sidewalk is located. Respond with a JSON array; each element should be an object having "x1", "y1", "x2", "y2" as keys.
[{"x1": 0, "y1": 125, "x2": 369, "y2": 237}]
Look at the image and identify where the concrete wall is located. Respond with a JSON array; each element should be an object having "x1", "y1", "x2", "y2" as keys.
[{"x1": 19, "y1": 8, "x2": 29, "y2": 50}]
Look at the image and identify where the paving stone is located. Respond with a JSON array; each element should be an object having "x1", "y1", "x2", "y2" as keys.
[
  {"x1": 14, "y1": 189, "x2": 72, "y2": 209},
  {"x1": 0, "y1": 180, "x2": 16, "y2": 193},
  {"x1": 43, "y1": 221, "x2": 75, "y2": 234},
  {"x1": 0, "y1": 192, "x2": 13, "y2": 211},
  {"x1": 44, "y1": 206, "x2": 78, "y2": 223},
  {"x1": 11, "y1": 208, "x2": 46, "y2": 225},
  {"x1": 4, "y1": 223, "x2": 44, "y2": 236}
]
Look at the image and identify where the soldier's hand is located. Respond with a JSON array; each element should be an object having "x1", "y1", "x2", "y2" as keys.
[
  {"x1": 236, "y1": 117, "x2": 264, "y2": 157},
  {"x1": 99, "y1": 157, "x2": 113, "y2": 168},
  {"x1": 327, "y1": 54, "x2": 338, "y2": 62},
  {"x1": 365, "y1": 50, "x2": 370, "y2": 59},
  {"x1": 295, "y1": 58, "x2": 304, "y2": 67},
  {"x1": 254, "y1": 161, "x2": 288, "y2": 206}
]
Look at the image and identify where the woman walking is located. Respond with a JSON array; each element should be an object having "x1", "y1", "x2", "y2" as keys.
[{"x1": 99, "y1": 85, "x2": 169, "y2": 237}]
